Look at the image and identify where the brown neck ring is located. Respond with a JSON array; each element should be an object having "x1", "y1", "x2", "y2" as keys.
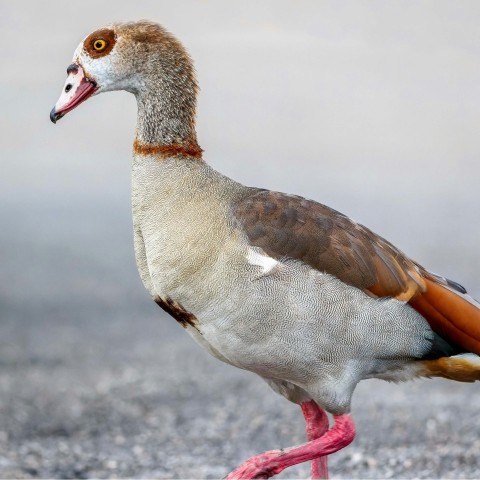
[{"x1": 133, "y1": 138, "x2": 203, "y2": 160}]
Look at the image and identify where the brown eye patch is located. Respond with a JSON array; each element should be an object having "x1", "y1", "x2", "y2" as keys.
[{"x1": 83, "y1": 28, "x2": 116, "y2": 58}]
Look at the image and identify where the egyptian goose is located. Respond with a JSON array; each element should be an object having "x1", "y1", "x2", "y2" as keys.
[{"x1": 50, "y1": 20, "x2": 480, "y2": 479}]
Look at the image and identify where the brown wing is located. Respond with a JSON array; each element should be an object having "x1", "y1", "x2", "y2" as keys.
[
  {"x1": 233, "y1": 189, "x2": 480, "y2": 354},
  {"x1": 233, "y1": 189, "x2": 425, "y2": 299}
]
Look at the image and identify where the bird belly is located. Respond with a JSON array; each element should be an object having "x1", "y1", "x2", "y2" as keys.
[
  {"x1": 146, "y1": 241, "x2": 436, "y2": 412},
  {"x1": 181, "y1": 259, "x2": 434, "y2": 389}
]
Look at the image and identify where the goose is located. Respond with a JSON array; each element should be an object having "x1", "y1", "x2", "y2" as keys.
[{"x1": 50, "y1": 20, "x2": 480, "y2": 479}]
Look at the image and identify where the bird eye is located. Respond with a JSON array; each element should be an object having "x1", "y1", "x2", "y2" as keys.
[{"x1": 93, "y1": 39, "x2": 107, "y2": 51}]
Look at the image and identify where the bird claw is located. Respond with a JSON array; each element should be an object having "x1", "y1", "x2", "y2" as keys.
[{"x1": 225, "y1": 450, "x2": 285, "y2": 480}]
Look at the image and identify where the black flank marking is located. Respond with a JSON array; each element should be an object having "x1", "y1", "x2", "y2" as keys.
[{"x1": 154, "y1": 296, "x2": 198, "y2": 328}]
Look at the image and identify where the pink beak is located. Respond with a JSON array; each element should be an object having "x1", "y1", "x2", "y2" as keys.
[{"x1": 50, "y1": 63, "x2": 98, "y2": 123}]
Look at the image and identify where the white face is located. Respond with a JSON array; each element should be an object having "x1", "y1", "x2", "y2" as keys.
[
  {"x1": 50, "y1": 26, "x2": 140, "y2": 123},
  {"x1": 72, "y1": 36, "x2": 122, "y2": 93}
]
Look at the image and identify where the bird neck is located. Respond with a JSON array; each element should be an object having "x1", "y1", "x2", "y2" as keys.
[{"x1": 133, "y1": 77, "x2": 202, "y2": 160}]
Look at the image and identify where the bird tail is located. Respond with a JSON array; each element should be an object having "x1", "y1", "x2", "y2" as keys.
[
  {"x1": 418, "y1": 353, "x2": 480, "y2": 382},
  {"x1": 409, "y1": 272, "x2": 480, "y2": 355}
]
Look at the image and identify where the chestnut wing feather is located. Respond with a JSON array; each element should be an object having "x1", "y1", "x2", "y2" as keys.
[
  {"x1": 233, "y1": 189, "x2": 480, "y2": 354},
  {"x1": 233, "y1": 189, "x2": 425, "y2": 300}
]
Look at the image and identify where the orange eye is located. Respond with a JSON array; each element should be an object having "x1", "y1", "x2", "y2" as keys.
[{"x1": 93, "y1": 39, "x2": 107, "y2": 51}]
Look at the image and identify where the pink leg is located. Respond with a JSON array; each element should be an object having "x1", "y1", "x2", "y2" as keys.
[
  {"x1": 226, "y1": 414, "x2": 355, "y2": 480},
  {"x1": 301, "y1": 401, "x2": 329, "y2": 479}
]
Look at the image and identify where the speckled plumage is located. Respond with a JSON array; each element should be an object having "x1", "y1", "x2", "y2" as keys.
[
  {"x1": 131, "y1": 155, "x2": 438, "y2": 415},
  {"x1": 51, "y1": 20, "x2": 480, "y2": 479}
]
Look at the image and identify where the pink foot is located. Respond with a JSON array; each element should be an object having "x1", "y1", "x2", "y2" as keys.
[
  {"x1": 301, "y1": 401, "x2": 330, "y2": 479},
  {"x1": 225, "y1": 449, "x2": 286, "y2": 480},
  {"x1": 226, "y1": 414, "x2": 355, "y2": 480}
]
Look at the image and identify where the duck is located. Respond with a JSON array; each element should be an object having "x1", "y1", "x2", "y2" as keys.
[{"x1": 50, "y1": 20, "x2": 480, "y2": 479}]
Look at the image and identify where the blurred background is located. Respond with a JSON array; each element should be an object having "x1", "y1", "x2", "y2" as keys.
[{"x1": 1, "y1": 1, "x2": 480, "y2": 478}]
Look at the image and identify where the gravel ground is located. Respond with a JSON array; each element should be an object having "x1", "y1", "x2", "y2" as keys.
[
  {"x1": 1, "y1": 308, "x2": 480, "y2": 480},
  {"x1": 1, "y1": 206, "x2": 480, "y2": 480}
]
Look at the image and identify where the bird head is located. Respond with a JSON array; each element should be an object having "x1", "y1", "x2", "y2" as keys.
[{"x1": 50, "y1": 20, "x2": 197, "y2": 124}]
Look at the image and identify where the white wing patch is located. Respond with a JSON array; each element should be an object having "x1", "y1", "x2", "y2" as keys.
[{"x1": 246, "y1": 249, "x2": 280, "y2": 274}]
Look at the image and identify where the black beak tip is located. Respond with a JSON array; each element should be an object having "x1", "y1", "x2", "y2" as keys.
[{"x1": 50, "y1": 107, "x2": 62, "y2": 124}]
